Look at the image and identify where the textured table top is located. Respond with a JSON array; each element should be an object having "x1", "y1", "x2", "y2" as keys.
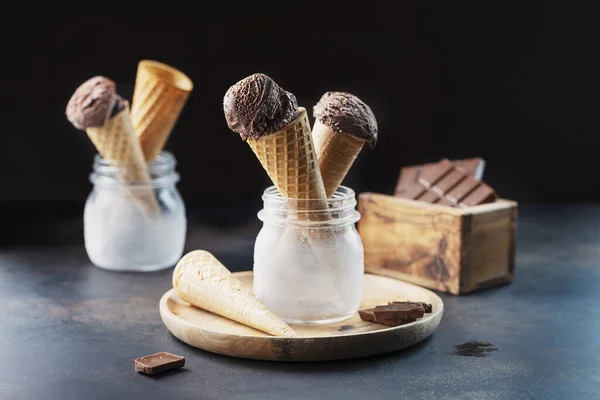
[{"x1": 1, "y1": 204, "x2": 599, "y2": 399}]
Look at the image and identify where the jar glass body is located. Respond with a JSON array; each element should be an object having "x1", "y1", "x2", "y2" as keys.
[
  {"x1": 254, "y1": 186, "x2": 364, "y2": 324},
  {"x1": 84, "y1": 151, "x2": 186, "y2": 272}
]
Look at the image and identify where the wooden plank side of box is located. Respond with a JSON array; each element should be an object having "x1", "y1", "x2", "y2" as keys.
[
  {"x1": 460, "y1": 200, "x2": 518, "y2": 293},
  {"x1": 358, "y1": 193, "x2": 467, "y2": 294}
]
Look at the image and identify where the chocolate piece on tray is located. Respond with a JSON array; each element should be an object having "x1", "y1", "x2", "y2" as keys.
[
  {"x1": 390, "y1": 301, "x2": 433, "y2": 313},
  {"x1": 358, "y1": 308, "x2": 376, "y2": 322},
  {"x1": 373, "y1": 303, "x2": 425, "y2": 320},
  {"x1": 375, "y1": 318, "x2": 417, "y2": 327},
  {"x1": 134, "y1": 352, "x2": 185, "y2": 375},
  {"x1": 358, "y1": 307, "x2": 417, "y2": 327}
]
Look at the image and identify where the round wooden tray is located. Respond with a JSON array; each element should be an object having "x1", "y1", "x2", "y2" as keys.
[{"x1": 159, "y1": 272, "x2": 444, "y2": 361}]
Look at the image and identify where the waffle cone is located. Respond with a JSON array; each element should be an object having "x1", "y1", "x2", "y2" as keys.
[
  {"x1": 247, "y1": 108, "x2": 327, "y2": 213},
  {"x1": 131, "y1": 60, "x2": 193, "y2": 161},
  {"x1": 86, "y1": 103, "x2": 159, "y2": 215},
  {"x1": 172, "y1": 250, "x2": 296, "y2": 337},
  {"x1": 312, "y1": 120, "x2": 365, "y2": 198}
]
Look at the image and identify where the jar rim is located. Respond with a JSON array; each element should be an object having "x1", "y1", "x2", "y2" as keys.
[
  {"x1": 90, "y1": 151, "x2": 180, "y2": 188},
  {"x1": 258, "y1": 185, "x2": 360, "y2": 227},
  {"x1": 261, "y1": 185, "x2": 356, "y2": 211}
]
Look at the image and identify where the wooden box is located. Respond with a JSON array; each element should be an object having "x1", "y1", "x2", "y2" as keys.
[{"x1": 357, "y1": 193, "x2": 517, "y2": 295}]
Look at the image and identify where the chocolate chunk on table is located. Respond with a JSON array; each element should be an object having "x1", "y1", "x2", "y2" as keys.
[{"x1": 134, "y1": 352, "x2": 185, "y2": 375}]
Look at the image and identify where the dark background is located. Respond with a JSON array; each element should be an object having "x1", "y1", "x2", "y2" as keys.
[{"x1": 2, "y1": 1, "x2": 599, "y2": 216}]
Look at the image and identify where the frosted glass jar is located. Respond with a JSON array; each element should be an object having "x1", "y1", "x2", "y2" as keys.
[
  {"x1": 254, "y1": 185, "x2": 364, "y2": 324},
  {"x1": 84, "y1": 151, "x2": 186, "y2": 272}
]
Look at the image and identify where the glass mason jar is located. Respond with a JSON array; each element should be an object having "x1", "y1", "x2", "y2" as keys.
[
  {"x1": 254, "y1": 185, "x2": 364, "y2": 324},
  {"x1": 84, "y1": 151, "x2": 186, "y2": 272}
]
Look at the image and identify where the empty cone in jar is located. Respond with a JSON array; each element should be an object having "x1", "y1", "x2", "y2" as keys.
[
  {"x1": 131, "y1": 60, "x2": 194, "y2": 161},
  {"x1": 65, "y1": 76, "x2": 160, "y2": 216},
  {"x1": 312, "y1": 92, "x2": 378, "y2": 198},
  {"x1": 172, "y1": 250, "x2": 297, "y2": 337},
  {"x1": 223, "y1": 73, "x2": 328, "y2": 215}
]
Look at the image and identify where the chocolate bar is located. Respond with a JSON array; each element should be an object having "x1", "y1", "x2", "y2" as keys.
[
  {"x1": 395, "y1": 157, "x2": 485, "y2": 197},
  {"x1": 134, "y1": 352, "x2": 185, "y2": 375},
  {"x1": 395, "y1": 158, "x2": 496, "y2": 207}
]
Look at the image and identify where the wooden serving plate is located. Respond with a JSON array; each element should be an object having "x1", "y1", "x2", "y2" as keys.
[{"x1": 159, "y1": 272, "x2": 444, "y2": 361}]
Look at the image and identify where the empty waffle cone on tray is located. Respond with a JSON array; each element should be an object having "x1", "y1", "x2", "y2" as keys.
[
  {"x1": 172, "y1": 250, "x2": 297, "y2": 337},
  {"x1": 131, "y1": 60, "x2": 193, "y2": 161},
  {"x1": 312, "y1": 92, "x2": 378, "y2": 198},
  {"x1": 65, "y1": 76, "x2": 160, "y2": 216}
]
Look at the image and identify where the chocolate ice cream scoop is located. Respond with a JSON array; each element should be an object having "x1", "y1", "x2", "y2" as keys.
[
  {"x1": 66, "y1": 76, "x2": 125, "y2": 130},
  {"x1": 223, "y1": 73, "x2": 300, "y2": 141},
  {"x1": 313, "y1": 92, "x2": 378, "y2": 147}
]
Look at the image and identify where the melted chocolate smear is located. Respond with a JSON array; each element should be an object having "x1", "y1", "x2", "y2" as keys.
[
  {"x1": 453, "y1": 341, "x2": 498, "y2": 357},
  {"x1": 338, "y1": 325, "x2": 354, "y2": 332}
]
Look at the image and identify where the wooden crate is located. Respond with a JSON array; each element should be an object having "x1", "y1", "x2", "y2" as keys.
[{"x1": 357, "y1": 193, "x2": 517, "y2": 295}]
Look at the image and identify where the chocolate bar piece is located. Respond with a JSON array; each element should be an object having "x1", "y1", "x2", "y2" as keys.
[
  {"x1": 374, "y1": 318, "x2": 417, "y2": 327},
  {"x1": 358, "y1": 308, "x2": 417, "y2": 327},
  {"x1": 373, "y1": 303, "x2": 425, "y2": 320},
  {"x1": 135, "y1": 352, "x2": 185, "y2": 375},
  {"x1": 358, "y1": 308, "x2": 376, "y2": 322},
  {"x1": 390, "y1": 301, "x2": 433, "y2": 313},
  {"x1": 395, "y1": 157, "x2": 485, "y2": 197}
]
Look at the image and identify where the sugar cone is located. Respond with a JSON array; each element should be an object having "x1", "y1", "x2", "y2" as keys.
[
  {"x1": 86, "y1": 102, "x2": 160, "y2": 216},
  {"x1": 172, "y1": 250, "x2": 296, "y2": 337},
  {"x1": 247, "y1": 108, "x2": 328, "y2": 215},
  {"x1": 312, "y1": 120, "x2": 366, "y2": 198},
  {"x1": 131, "y1": 60, "x2": 193, "y2": 161}
]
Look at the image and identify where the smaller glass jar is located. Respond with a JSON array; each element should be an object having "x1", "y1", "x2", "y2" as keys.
[
  {"x1": 254, "y1": 185, "x2": 364, "y2": 324},
  {"x1": 84, "y1": 151, "x2": 186, "y2": 272}
]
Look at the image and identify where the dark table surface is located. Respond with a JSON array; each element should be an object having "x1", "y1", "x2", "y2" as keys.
[{"x1": 1, "y1": 203, "x2": 600, "y2": 400}]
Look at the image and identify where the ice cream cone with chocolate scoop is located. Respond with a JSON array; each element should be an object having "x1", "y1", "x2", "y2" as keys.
[
  {"x1": 131, "y1": 60, "x2": 193, "y2": 161},
  {"x1": 312, "y1": 92, "x2": 378, "y2": 198},
  {"x1": 66, "y1": 76, "x2": 160, "y2": 216},
  {"x1": 223, "y1": 73, "x2": 328, "y2": 216},
  {"x1": 172, "y1": 250, "x2": 296, "y2": 337}
]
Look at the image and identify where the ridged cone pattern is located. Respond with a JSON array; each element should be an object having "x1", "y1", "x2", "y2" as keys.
[
  {"x1": 312, "y1": 120, "x2": 365, "y2": 198},
  {"x1": 131, "y1": 61, "x2": 192, "y2": 160},
  {"x1": 247, "y1": 108, "x2": 327, "y2": 209},
  {"x1": 85, "y1": 104, "x2": 160, "y2": 215},
  {"x1": 172, "y1": 250, "x2": 297, "y2": 338}
]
